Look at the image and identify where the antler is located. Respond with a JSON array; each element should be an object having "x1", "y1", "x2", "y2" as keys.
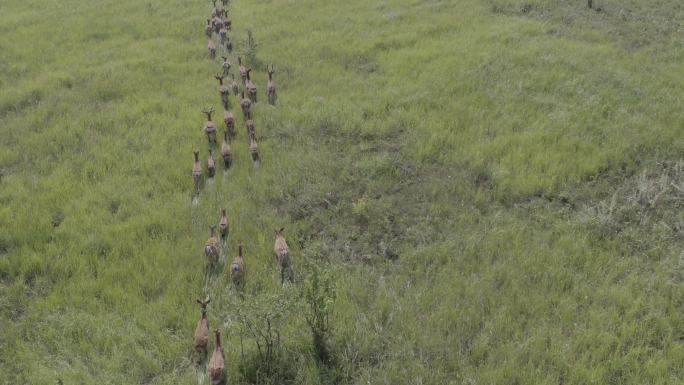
[{"x1": 202, "y1": 107, "x2": 216, "y2": 118}]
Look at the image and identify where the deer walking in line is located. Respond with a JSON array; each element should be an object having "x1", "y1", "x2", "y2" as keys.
[
  {"x1": 203, "y1": 107, "x2": 217, "y2": 145},
  {"x1": 249, "y1": 136, "x2": 259, "y2": 164},
  {"x1": 239, "y1": 91, "x2": 252, "y2": 120},
  {"x1": 238, "y1": 57, "x2": 247, "y2": 82},
  {"x1": 207, "y1": 149, "x2": 216, "y2": 178},
  {"x1": 208, "y1": 329, "x2": 226, "y2": 384},
  {"x1": 207, "y1": 39, "x2": 216, "y2": 59},
  {"x1": 267, "y1": 64, "x2": 277, "y2": 105},
  {"x1": 229, "y1": 74, "x2": 239, "y2": 96},
  {"x1": 274, "y1": 228, "x2": 292, "y2": 285},
  {"x1": 192, "y1": 150, "x2": 202, "y2": 195},
  {"x1": 220, "y1": 131, "x2": 233, "y2": 169},
  {"x1": 221, "y1": 56, "x2": 231, "y2": 77},
  {"x1": 205, "y1": 225, "x2": 220, "y2": 269},
  {"x1": 194, "y1": 297, "x2": 210, "y2": 360},
  {"x1": 219, "y1": 208, "x2": 229, "y2": 242},
  {"x1": 230, "y1": 243, "x2": 246, "y2": 288},
  {"x1": 245, "y1": 68, "x2": 257, "y2": 103},
  {"x1": 215, "y1": 74, "x2": 230, "y2": 110}
]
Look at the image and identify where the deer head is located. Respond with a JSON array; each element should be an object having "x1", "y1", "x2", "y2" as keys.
[
  {"x1": 196, "y1": 296, "x2": 210, "y2": 314},
  {"x1": 202, "y1": 107, "x2": 215, "y2": 121}
]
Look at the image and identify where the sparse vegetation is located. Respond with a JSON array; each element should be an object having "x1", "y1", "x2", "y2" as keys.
[{"x1": 1, "y1": 0, "x2": 683, "y2": 384}]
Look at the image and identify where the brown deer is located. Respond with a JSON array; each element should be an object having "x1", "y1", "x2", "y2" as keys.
[
  {"x1": 221, "y1": 56, "x2": 231, "y2": 77},
  {"x1": 221, "y1": 131, "x2": 233, "y2": 169},
  {"x1": 194, "y1": 297, "x2": 210, "y2": 358},
  {"x1": 249, "y1": 136, "x2": 259, "y2": 163},
  {"x1": 215, "y1": 74, "x2": 230, "y2": 110},
  {"x1": 245, "y1": 119, "x2": 256, "y2": 141},
  {"x1": 238, "y1": 57, "x2": 247, "y2": 82},
  {"x1": 266, "y1": 64, "x2": 277, "y2": 105},
  {"x1": 230, "y1": 243, "x2": 246, "y2": 288},
  {"x1": 193, "y1": 150, "x2": 202, "y2": 194},
  {"x1": 207, "y1": 39, "x2": 216, "y2": 59},
  {"x1": 219, "y1": 209, "x2": 229, "y2": 241},
  {"x1": 205, "y1": 225, "x2": 220, "y2": 269},
  {"x1": 223, "y1": 109, "x2": 235, "y2": 138},
  {"x1": 207, "y1": 149, "x2": 216, "y2": 178},
  {"x1": 212, "y1": 15, "x2": 223, "y2": 34},
  {"x1": 219, "y1": 25, "x2": 227, "y2": 43},
  {"x1": 229, "y1": 74, "x2": 239, "y2": 96},
  {"x1": 245, "y1": 69, "x2": 257, "y2": 103},
  {"x1": 224, "y1": 37, "x2": 232, "y2": 54},
  {"x1": 208, "y1": 329, "x2": 226, "y2": 385},
  {"x1": 274, "y1": 228, "x2": 291, "y2": 284},
  {"x1": 203, "y1": 107, "x2": 217, "y2": 145},
  {"x1": 239, "y1": 91, "x2": 252, "y2": 120},
  {"x1": 205, "y1": 19, "x2": 213, "y2": 38}
]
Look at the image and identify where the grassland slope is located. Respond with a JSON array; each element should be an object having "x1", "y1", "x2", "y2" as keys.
[{"x1": 0, "y1": 0, "x2": 682, "y2": 384}]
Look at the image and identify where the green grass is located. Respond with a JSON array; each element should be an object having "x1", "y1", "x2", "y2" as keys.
[{"x1": 1, "y1": 0, "x2": 683, "y2": 384}]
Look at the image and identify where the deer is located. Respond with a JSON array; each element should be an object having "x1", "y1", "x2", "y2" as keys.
[
  {"x1": 215, "y1": 74, "x2": 230, "y2": 110},
  {"x1": 203, "y1": 107, "x2": 217, "y2": 145},
  {"x1": 249, "y1": 136, "x2": 259, "y2": 163},
  {"x1": 221, "y1": 131, "x2": 233, "y2": 168},
  {"x1": 207, "y1": 149, "x2": 216, "y2": 178},
  {"x1": 274, "y1": 227, "x2": 291, "y2": 285},
  {"x1": 207, "y1": 39, "x2": 216, "y2": 59},
  {"x1": 224, "y1": 37, "x2": 233, "y2": 54},
  {"x1": 212, "y1": 15, "x2": 223, "y2": 34},
  {"x1": 194, "y1": 297, "x2": 210, "y2": 359},
  {"x1": 230, "y1": 243, "x2": 246, "y2": 288},
  {"x1": 208, "y1": 329, "x2": 226, "y2": 385},
  {"x1": 238, "y1": 57, "x2": 247, "y2": 82},
  {"x1": 205, "y1": 19, "x2": 213, "y2": 38},
  {"x1": 211, "y1": 0, "x2": 218, "y2": 15},
  {"x1": 229, "y1": 74, "x2": 239, "y2": 96},
  {"x1": 205, "y1": 225, "x2": 220, "y2": 269},
  {"x1": 219, "y1": 24, "x2": 227, "y2": 43},
  {"x1": 239, "y1": 91, "x2": 252, "y2": 120},
  {"x1": 266, "y1": 64, "x2": 277, "y2": 105},
  {"x1": 193, "y1": 150, "x2": 202, "y2": 194},
  {"x1": 223, "y1": 109, "x2": 236, "y2": 139},
  {"x1": 245, "y1": 69, "x2": 257, "y2": 103},
  {"x1": 221, "y1": 56, "x2": 231, "y2": 77},
  {"x1": 219, "y1": 209, "x2": 229, "y2": 241},
  {"x1": 245, "y1": 119, "x2": 256, "y2": 141}
]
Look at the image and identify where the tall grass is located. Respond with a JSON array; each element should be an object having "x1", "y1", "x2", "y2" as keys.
[{"x1": 1, "y1": 0, "x2": 682, "y2": 384}]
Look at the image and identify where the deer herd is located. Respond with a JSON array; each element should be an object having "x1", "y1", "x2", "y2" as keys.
[{"x1": 193, "y1": 1, "x2": 288, "y2": 382}]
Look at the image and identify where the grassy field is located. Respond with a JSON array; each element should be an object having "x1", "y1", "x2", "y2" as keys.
[{"x1": 1, "y1": 0, "x2": 683, "y2": 384}]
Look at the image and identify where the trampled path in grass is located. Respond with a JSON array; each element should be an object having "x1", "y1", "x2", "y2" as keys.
[{"x1": 1, "y1": 0, "x2": 683, "y2": 384}]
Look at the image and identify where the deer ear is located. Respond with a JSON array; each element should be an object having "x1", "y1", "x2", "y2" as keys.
[
  {"x1": 280, "y1": 227, "x2": 285, "y2": 233},
  {"x1": 197, "y1": 299, "x2": 202, "y2": 304}
]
